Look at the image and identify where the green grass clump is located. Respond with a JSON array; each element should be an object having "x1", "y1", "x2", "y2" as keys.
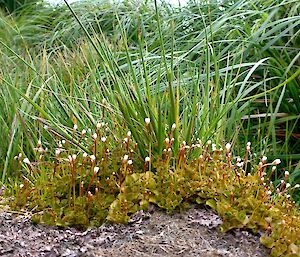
[{"x1": 3, "y1": 122, "x2": 300, "y2": 257}]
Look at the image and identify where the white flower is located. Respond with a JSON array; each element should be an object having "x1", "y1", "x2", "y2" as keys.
[
  {"x1": 207, "y1": 140, "x2": 212, "y2": 145},
  {"x1": 145, "y1": 118, "x2": 150, "y2": 125},
  {"x1": 127, "y1": 131, "x2": 132, "y2": 137},
  {"x1": 83, "y1": 152, "x2": 88, "y2": 158},
  {"x1": 262, "y1": 156, "x2": 267, "y2": 162},
  {"x1": 286, "y1": 183, "x2": 291, "y2": 188},
  {"x1": 272, "y1": 159, "x2": 281, "y2": 165},
  {"x1": 92, "y1": 133, "x2": 98, "y2": 140},
  {"x1": 72, "y1": 154, "x2": 77, "y2": 160},
  {"x1": 124, "y1": 138, "x2": 128, "y2": 143},
  {"x1": 171, "y1": 123, "x2": 176, "y2": 130},
  {"x1": 23, "y1": 158, "x2": 31, "y2": 165},
  {"x1": 212, "y1": 144, "x2": 217, "y2": 151},
  {"x1": 55, "y1": 149, "x2": 61, "y2": 156},
  {"x1": 225, "y1": 143, "x2": 231, "y2": 152},
  {"x1": 81, "y1": 129, "x2": 86, "y2": 135},
  {"x1": 68, "y1": 155, "x2": 73, "y2": 163},
  {"x1": 96, "y1": 123, "x2": 102, "y2": 129},
  {"x1": 73, "y1": 124, "x2": 78, "y2": 130},
  {"x1": 62, "y1": 140, "x2": 66, "y2": 145},
  {"x1": 294, "y1": 184, "x2": 300, "y2": 189},
  {"x1": 90, "y1": 155, "x2": 96, "y2": 162},
  {"x1": 145, "y1": 157, "x2": 150, "y2": 162},
  {"x1": 272, "y1": 166, "x2": 276, "y2": 171},
  {"x1": 101, "y1": 137, "x2": 106, "y2": 142},
  {"x1": 128, "y1": 160, "x2": 133, "y2": 165},
  {"x1": 94, "y1": 167, "x2": 99, "y2": 174},
  {"x1": 165, "y1": 138, "x2": 170, "y2": 144},
  {"x1": 123, "y1": 155, "x2": 129, "y2": 162},
  {"x1": 20, "y1": 184, "x2": 24, "y2": 189},
  {"x1": 285, "y1": 171, "x2": 289, "y2": 176}
]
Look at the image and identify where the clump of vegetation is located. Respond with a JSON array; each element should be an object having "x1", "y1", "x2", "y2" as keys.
[
  {"x1": 0, "y1": 0, "x2": 300, "y2": 257},
  {"x1": 4, "y1": 121, "x2": 300, "y2": 257}
]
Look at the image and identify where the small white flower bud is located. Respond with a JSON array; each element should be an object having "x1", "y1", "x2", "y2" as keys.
[
  {"x1": 294, "y1": 184, "x2": 300, "y2": 189},
  {"x1": 96, "y1": 123, "x2": 101, "y2": 129},
  {"x1": 55, "y1": 149, "x2": 61, "y2": 156},
  {"x1": 145, "y1": 118, "x2": 150, "y2": 125},
  {"x1": 165, "y1": 138, "x2": 170, "y2": 144},
  {"x1": 23, "y1": 158, "x2": 31, "y2": 165},
  {"x1": 225, "y1": 143, "x2": 231, "y2": 152},
  {"x1": 73, "y1": 124, "x2": 78, "y2": 130},
  {"x1": 212, "y1": 144, "x2": 217, "y2": 151},
  {"x1": 272, "y1": 159, "x2": 281, "y2": 165},
  {"x1": 101, "y1": 137, "x2": 106, "y2": 142},
  {"x1": 128, "y1": 160, "x2": 133, "y2": 165},
  {"x1": 90, "y1": 155, "x2": 96, "y2": 162},
  {"x1": 94, "y1": 167, "x2": 99, "y2": 174},
  {"x1": 262, "y1": 156, "x2": 267, "y2": 162},
  {"x1": 171, "y1": 123, "x2": 176, "y2": 131},
  {"x1": 81, "y1": 129, "x2": 86, "y2": 135},
  {"x1": 145, "y1": 157, "x2": 150, "y2": 162},
  {"x1": 20, "y1": 184, "x2": 24, "y2": 189},
  {"x1": 285, "y1": 171, "x2": 289, "y2": 176},
  {"x1": 83, "y1": 152, "x2": 88, "y2": 158},
  {"x1": 68, "y1": 155, "x2": 73, "y2": 163},
  {"x1": 123, "y1": 155, "x2": 129, "y2": 162},
  {"x1": 127, "y1": 131, "x2": 131, "y2": 137},
  {"x1": 62, "y1": 140, "x2": 66, "y2": 145},
  {"x1": 286, "y1": 183, "x2": 291, "y2": 188},
  {"x1": 92, "y1": 133, "x2": 98, "y2": 140},
  {"x1": 72, "y1": 154, "x2": 77, "y2": 160}
]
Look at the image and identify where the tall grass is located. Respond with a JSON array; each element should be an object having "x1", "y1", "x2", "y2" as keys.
[{"x1": 0, "y1": 0, "x2": 299, "y2": 200}]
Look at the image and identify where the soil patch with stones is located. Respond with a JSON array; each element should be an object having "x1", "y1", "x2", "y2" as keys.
[{"x1": 0, "y1": 204, "x2": 270, "y2": 257}]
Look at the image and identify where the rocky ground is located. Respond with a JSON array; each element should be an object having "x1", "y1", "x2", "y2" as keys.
[{"x1": 0, "y1": 203, "x2": 270, "y2": 257}]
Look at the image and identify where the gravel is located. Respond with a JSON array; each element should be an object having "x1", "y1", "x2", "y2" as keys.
[{"x1": 0, "y1": 203, "x2": 270, "y2": 257}]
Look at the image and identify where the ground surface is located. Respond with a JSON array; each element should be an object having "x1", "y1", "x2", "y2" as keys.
[{"x1": 0, "y1": 203, "x2": 270, "y2": 257}]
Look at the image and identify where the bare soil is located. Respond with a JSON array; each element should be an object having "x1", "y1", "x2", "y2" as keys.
[{"x1": 0, "y1": 203, "x2": 270, "y2": 257}]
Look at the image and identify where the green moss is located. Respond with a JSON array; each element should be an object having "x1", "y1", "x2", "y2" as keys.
[{"x1": 4, "y1": 133, "x2": 300, "y2": 257}]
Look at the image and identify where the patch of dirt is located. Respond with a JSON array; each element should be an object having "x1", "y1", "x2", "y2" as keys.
[{"x1": 0, "y1": 204, "x2": 270, "y2": 257}]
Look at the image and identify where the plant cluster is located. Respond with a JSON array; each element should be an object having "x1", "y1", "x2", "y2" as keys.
[{"x1": 4, "y1": 121, "x2": 300, "y2": 257}]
